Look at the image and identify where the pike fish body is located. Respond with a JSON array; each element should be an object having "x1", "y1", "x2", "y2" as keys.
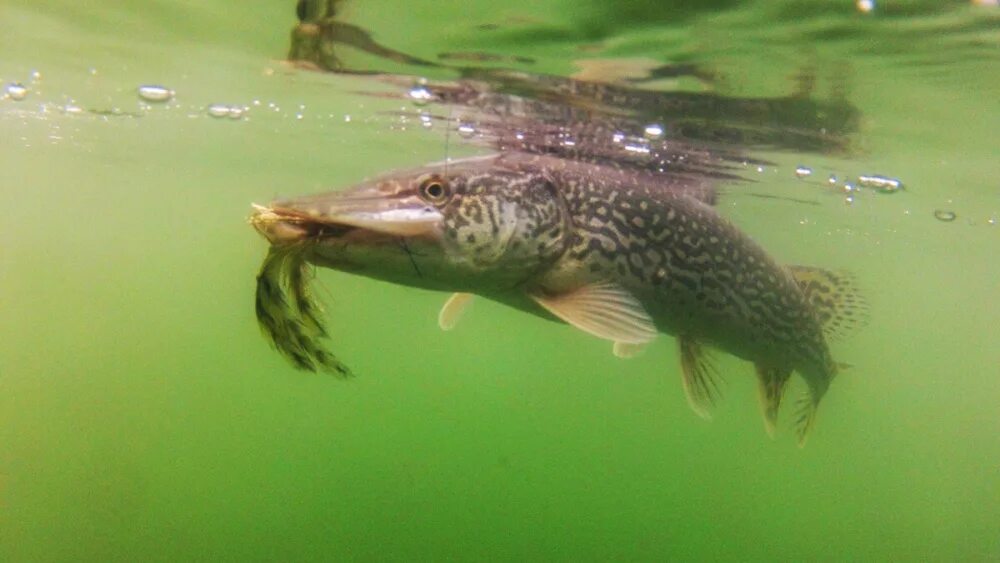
[{"x1": 252, "y1": 152, "x2": 863, "y2": 444}]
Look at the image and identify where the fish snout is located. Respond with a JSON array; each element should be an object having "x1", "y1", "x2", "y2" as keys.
[
  {"x1": 249, "y1": 203, "x2": 313, "y2": 245},
  {"x1": 269, "y1": 185, "x2": 443, "y2": 238}
]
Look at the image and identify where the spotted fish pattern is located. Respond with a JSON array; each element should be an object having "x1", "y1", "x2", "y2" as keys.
[
  {"x1": 561, "y1": 177, "x2": 830, "y2": 364},
  {"x1": 251, "y1": 151, "x2": 865, "y2": 445}
]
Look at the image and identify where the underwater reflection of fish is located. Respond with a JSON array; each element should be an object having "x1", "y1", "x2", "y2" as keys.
[{"x1": 250, "y1": 152, "x2": 866, "y2": 446}]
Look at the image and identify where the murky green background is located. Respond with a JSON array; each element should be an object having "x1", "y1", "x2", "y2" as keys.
[{"x1": 2, "y1": 1, "x2": 998, "y2": 560}]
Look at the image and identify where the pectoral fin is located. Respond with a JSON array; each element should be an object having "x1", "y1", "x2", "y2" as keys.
[
  {"x1": 529, "y1": 282, "x2": 657, "y2": 344},
  {"x1": 438, "y1": 292, "x2": 473, "y2": 331},
  {"x1": 613, "y1": 342, "x2": 647, "y2": 359},
  {"x1": 754, "y1": 364, "x2": 792, "y2": 438},
  {"x1": 678, "y1": 336, "x2": 722, "y2": 420}
]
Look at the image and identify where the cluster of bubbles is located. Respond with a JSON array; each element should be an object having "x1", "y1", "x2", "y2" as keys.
[
  {"x1": 792, "y1": 166, "x2": 905, "y2": 201},
  {"x1": 136, "y1": 84, "x2": 252, "y2": 119},
  {"x1": 0, "y1": 75, "x2": 366, "y2": 124},
  {"x1": 794, "y1": 164, "x2": 984, "y2": 223},
  {"x1": 398, "y1": 79, "x2": 994, "y2": 227},
  {"x1": 4, "y1": 75, "x2": 233, "y2": 119},
  {"x1": 403, "y1": 80, "x2": 669, "y2": 157}
]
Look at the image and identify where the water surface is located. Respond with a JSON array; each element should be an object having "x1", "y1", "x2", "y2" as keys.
[{"x1": 1, "y1": 1, "x2": 998, "y2": 560}]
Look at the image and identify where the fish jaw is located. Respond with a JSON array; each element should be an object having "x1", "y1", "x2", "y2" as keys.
[
  {"x1": 250, "y1": 203, "x2": 314, "y2": 245},
  {"x1": 250, "y1": 182, "x2": 445, "y2": 246},
  {"x1": 250, "y1": 183, "x2": 464, "y2": 292}
]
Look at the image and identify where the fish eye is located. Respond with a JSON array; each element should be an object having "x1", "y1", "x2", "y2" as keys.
[{"x1": 419, "y1": 177, "x2": 451, "y2": 204}]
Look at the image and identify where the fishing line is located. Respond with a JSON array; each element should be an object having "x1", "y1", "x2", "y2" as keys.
[
  {"x1": 398, "y1": 237, "x2": 423, "y2": 278},
  {"x1": 443, "y1": 102, "x2": 454, "y2": 178}
]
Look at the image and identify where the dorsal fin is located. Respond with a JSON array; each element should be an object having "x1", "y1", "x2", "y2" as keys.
[
  {"x1": 788, "y1": 266, "x2": 869, "y2": 340},
  {"x1": 678, "y1": 336, "x2": 723, "y2": 420}
]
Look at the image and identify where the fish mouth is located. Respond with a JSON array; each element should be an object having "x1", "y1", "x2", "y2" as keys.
[
  {"x1": 250, "y1": 187, "x2": 443, "y2": 246},
  {"x1": 250, "y1": 204, "x2": 358, "y2": 245}
]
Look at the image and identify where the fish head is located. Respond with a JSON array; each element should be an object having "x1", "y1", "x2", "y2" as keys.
[{"x1": 250, "y1": 156, "x2": 571, "y2": 292}]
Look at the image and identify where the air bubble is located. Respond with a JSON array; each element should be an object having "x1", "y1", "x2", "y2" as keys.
[
  {"x1": 624, "y1": 140, "x2": 651, "y2": 155},
  {"x1": 137, "y1": 85, "x2": 174, "y2": 102},
  {"x1": 5, "y1": 83, "x2": 28, "y2": 101},
  {"x1": 207, "y1": 103, "x2": 232, "y2": 118},
  {"x1": 457, "y1": 122, "x2": 476, "y2": 138},
  {"x1": 933, "y1": 210, "x2": 956, "y2": 222},
  {"x1": 408, "y1": 85, "x2": 433, "y2": 106},
  {"x1": 643, "y1": 123, "x2": 664, "y2": 140},
  {"x1": 859, "y1": 174, "x2": 904, "y2": 193},
  {"x1": 794, "y1": 166, "x2": 812, "y2": 178}
]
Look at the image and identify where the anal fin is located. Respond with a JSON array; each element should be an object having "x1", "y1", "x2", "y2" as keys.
[
  {"x1": 794, "y1": 393, "x2": 819, "y2": 448},
  {"x1": 678, "y1": 336, "x2": 722, "y2": 420},
  {"x1": 754, "y1": 364, "x2": 792, "y2": 438}
]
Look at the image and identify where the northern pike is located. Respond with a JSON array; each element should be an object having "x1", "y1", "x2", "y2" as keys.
[{"x1": 250, "y1": 152, "x2": 865, "y2": 445}]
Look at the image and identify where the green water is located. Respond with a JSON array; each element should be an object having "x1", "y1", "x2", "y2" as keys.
[{"x1": 2, "y1": 1, "x2": 999, "y2": 560}]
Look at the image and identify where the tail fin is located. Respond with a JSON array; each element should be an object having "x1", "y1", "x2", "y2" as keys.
[{"x1": 787, "y1": 266, "x2": 868, "y2": 341}]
